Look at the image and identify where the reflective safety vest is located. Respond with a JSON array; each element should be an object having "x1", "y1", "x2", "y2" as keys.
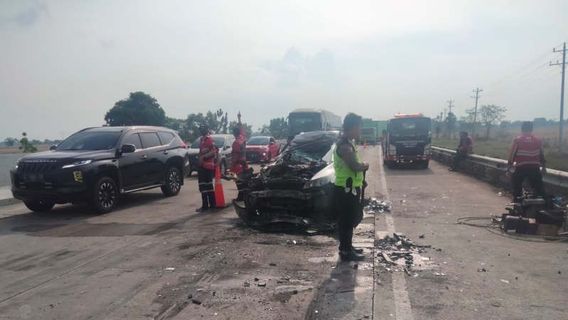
[
  {"x1": 509, "y1": 134, "x2": 542, "y2": 167},
  {"x1": 199, "y1": 135, "x2": 217, "y2": 171},
  {"x1": 334, "y1": 139, "x2": 364, "y2": 188},
  {"x1": 231, "y1": 133, "x2": 248, "y2": 174}
]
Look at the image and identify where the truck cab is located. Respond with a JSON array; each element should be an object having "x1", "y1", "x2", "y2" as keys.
[{"x1": 383, "y1": 114, "x2": 432, "y2": 169}]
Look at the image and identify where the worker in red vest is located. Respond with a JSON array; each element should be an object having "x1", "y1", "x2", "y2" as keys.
[
  {"x1": 507, "y1": 121, "x2": 546, "y2": 201},
  {"x1": 196, "y1": 124, "x2": 218, "y2": 212},
  {"x1": 231, "y1": 112, "x2": 249, "y2": 201}
]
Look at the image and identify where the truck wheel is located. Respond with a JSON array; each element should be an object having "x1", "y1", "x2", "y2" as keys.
[
  {"x1": 24, "y1": 200, "x2": 55, "y2": 213},
  {"x1": 92, "y1": 176, "x2": 118, "y2": 213},
  {"x1": 161, "y1": 166, "x2": 182, "y2": 197}
]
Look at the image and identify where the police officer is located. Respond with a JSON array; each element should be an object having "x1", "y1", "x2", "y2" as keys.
[
  {"x1": 334, "y1": 113, "x2": 369, "y2": 261},
  {"x1": 196, "y1": 124, "x2": 218, "y2": 212},
  {"x1": 507, "y1": 121, "x2": 546, "y2": 201},
  {"x1": 230, "y1": 112, "x2": 249, "y2": 201}
]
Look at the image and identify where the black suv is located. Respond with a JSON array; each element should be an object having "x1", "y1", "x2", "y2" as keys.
[{"x1": 10, "y1": 126, "x2": 188, "y2": 213}]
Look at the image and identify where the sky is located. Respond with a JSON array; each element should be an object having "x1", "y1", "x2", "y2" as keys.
[{"x1": 1, "y1": 0, "x2": 567, "y2": 139}]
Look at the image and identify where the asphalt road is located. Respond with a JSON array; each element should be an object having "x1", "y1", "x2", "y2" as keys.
[{"x1": 0, "y1": 146, "x2": 566, "y2": 320}]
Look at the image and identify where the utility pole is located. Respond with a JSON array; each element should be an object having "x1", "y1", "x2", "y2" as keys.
[
  {"x1": 447, "y1": 99, "x2": 454, "y2": 138},
  {"x1": 447, "y1": 99, "x2": 454, "y2": 115},
  {"x1": 550, "y1": 42, "x2": 566, "y2": 151},
  {"x1": 471, "y1": 88, "x2": 483, "y2": 137}
]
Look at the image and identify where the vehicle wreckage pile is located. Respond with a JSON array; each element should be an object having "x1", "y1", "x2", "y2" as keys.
[{"x1": 234, "y1": 131, "x2": 339, "y2": 230}]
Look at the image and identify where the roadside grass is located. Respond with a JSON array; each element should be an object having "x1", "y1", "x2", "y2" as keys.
[{"x1": 433, "y1": 137, "x2": 568, "y2": 172}]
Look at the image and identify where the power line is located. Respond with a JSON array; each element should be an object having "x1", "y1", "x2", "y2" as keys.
[{"x1": 550, "y1": 42, "x2": 566, "y2": 151}]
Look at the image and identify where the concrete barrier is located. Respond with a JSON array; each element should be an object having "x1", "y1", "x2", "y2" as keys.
[{"x1": 431, "y1": 146, "x2": 568, "y2": 197}]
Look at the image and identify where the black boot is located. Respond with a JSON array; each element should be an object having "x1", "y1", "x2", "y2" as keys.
[{"x1": 339, "y1": 250, "x2": 365, "y2": 261}]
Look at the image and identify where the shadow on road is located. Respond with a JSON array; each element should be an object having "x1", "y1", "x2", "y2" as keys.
[
  {"x1": 0, "y1": 191, "x2": 187, "y2": 237},
  {"x1": 305, "y1": 261, "x2": 358, "y2": 319}
]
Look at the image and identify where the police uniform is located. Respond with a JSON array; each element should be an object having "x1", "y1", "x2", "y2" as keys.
[
  {"x1": 508, "y1": 133, "x2": 546, "y2": 200},
  {"x1": 333, "y1": 138, "x2": 364, "y2": 253},
  {"x1": 198, "y1": 134, "x2": 217, "y2": 209}
]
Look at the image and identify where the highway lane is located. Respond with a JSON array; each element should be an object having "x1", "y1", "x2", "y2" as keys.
[{"x1": 0, "y1": 146, "x2": 566, "y2": 319}]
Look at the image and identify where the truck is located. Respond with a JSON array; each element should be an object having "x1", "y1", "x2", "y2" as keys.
[
  {"x1": 361, "y1": 118, "x2": 387, "y2": 145},
  {"x1": 288, "y1": 109, "x2": 342, "y2": 138},
  {"x1": 383, "y1": 113, "x2": 432, "y2": 169}
]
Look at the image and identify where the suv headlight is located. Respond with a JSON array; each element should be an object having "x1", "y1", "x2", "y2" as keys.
[
  {"x1": 62, "y1": 160, "x2": 92, "y2": 169},
  {"x1": 303, "y1": 164, "x2": 335, "y2": 189},
  {"x1": 14, "y1": 160, "x2": 20, "y2": 169}
]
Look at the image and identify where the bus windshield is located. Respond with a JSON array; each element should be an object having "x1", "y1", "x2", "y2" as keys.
[
  {"x1": 289, "y1": 113, "x2": 322, "y2": 136},
  {"x1": 389, "y1": 118, "x2": 431, "y2": 138}
]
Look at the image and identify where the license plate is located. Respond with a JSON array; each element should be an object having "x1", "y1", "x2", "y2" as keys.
[{"x1": 24, "y1": 173, "x2": 43, "y2": 182}]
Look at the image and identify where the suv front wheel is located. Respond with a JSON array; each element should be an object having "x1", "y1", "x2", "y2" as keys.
[
  {"x1": 161, "y1": 166, "x2": 182, "y2": 197},
  {"x1": 24, "y1": 199, "x2": 55, "y2": 213},
  {"x1": 92, "y1": 176, "x2": 118, "y2": 213}
]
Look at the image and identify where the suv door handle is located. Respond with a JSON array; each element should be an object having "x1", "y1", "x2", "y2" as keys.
[
  {"x1": 163, "y1": 150, "x2": 169, "y2": 155},
  {"x1": 141, "y1": 154, "x2": 148, "y2": 159}
]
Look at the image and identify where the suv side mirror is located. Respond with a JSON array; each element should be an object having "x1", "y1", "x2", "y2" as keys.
[
  {"x1": 223, "y1": 145, "x2": 230, "y2": 150},
  {"x1": 121, "y1": 144, "x2": 136, "y2": 154},
  {"x1": 49, "y1": 145, "x2": 57, "y2": 151}
]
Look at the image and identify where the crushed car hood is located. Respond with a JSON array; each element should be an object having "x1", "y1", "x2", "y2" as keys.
[{"x1": 234, "y1": 131, "x2": 339, "y2": 231}]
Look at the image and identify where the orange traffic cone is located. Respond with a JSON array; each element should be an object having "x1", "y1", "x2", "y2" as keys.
[{"x1": 214, "y1": 164, "x2": 226, "y2": 208}]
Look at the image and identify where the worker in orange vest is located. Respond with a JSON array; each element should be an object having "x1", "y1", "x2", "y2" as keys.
[
  {"x1": 230, "y1": 112, "x2": 249, "y2": 201},
  {"x1": 507, "y1": 121, "x2": 547, "y2": 201},
  {"x1": 196, "y1": 124, "x2": 218, "y2": 212}
]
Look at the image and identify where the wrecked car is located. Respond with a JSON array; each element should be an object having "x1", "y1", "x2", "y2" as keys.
[{"x1": 233, "y1": 131, "x2": 340, "y2": 230}]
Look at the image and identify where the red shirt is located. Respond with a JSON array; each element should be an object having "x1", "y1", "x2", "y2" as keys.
[
  {"x1": 199, "y1": 135, "x2": 217, "y2": 171},
  {"x1": 231, "y1": 132, "x2": 248, "y2": 174},
  {"x1": 508, "y1": 133, "x2": 543, "y2": 167},
  {"x1": 458, "y1": 136, "x2": 473, "y2": 154}
]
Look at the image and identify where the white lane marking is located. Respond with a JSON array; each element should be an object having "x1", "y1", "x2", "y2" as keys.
[{"x1": 377, "y1": 148, "x2": 415, "y2": 320}]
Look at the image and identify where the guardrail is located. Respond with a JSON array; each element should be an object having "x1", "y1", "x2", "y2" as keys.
[{"x1": 431, "y1": 146, "x2": 568, "y2": 196}]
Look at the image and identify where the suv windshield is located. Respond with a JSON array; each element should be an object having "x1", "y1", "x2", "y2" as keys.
[
  {"x1": 57, "y1": 131, "x2": 122, "y2": 151},
  {"x1": 247, "y1": 137, "x2": 270, "y2": 146}
]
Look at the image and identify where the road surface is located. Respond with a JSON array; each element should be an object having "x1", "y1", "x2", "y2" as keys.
[{"x1": 0, "y1": 146, "x2": 566, "y2": 319}]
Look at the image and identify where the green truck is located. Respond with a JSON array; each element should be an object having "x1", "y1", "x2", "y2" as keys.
[{"x1": 361, "y1": 118, "x2": 387, "y2": 145}]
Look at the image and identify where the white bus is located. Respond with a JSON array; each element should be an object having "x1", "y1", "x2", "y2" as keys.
[{"x1": 288, "y1": 108, "x2": 342, "y2": 138}]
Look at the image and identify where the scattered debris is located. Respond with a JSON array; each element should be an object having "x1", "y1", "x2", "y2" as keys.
[
  {"x1": 243, "y1": 281, "x2": 250, "y2": 287},
  {"x1": 164, "y1": 267, "x2": 176, "y2": 271},
  {"x1": 376, "y1": 233, "x2": 436, "y2": 273},
  {"x1": 257, "y1": 281, "x2": 267, "y2": 287},
  {"x1": 491, "y1": 301, "x2": 502, "y2": 307},
  {"x1": 364, "y1": 198, "x2": 392, "y2": 213},
  {"x1": 500, "y1": 279, "x2": 510, "y2": 284},
  {"x1": 191, "y1": 298, "x2": 202, "y2": 305},
  {"x1": 418, "y1": 234, "x2": 425, "y2": 239},
  {"x1": 269, "y1": 263, "x2": 277, "y2": 266},
  {"x1": 478, "y1": 268, "x2": 488, "y2": 272}
]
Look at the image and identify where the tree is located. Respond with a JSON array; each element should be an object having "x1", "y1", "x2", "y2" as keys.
[
  {"x1": 104, "y1": 91, "x2": 166, "y2": 126},
  {"x1": 19, "y1": 132, "x2": 37, "y2": 153},
  {"x1": 261, "y1": 117, "x2": 288, "y2": 139},
  {"x1": 444, "y1": 112, "x2": 457, "y2": 138},
  {"x1": 4, "y1": 137, "x2": 17, "y2": 147},
  {"x1": 184, "y1": 109, "x2": 229, "y2": 142},
  {"x1": 479, "y1": 104, "x2": 507, "y2": 139}
]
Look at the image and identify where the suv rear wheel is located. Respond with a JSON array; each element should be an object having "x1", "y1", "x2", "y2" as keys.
[
  {"x1": 24, "y1": 200, "x2": 55, "y2": 213},
  {"x1": 161, "y1": 166, "x2": 182, "y2": 196},
  {"x1": 92, "y1": 176, "x2": 118, "y2": 213}
]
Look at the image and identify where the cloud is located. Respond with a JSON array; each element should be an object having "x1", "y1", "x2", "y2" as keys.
[
  {"x1": 262, "y1": 47, "x2": 337, "y2": 87},
  {"x1": 0, "y1": 0, "x2": 48, "y2": 27}
]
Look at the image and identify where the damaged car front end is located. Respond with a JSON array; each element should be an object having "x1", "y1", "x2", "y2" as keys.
[{"x1": 233, "y1": 131, "x2": 339, "y2": 230}]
